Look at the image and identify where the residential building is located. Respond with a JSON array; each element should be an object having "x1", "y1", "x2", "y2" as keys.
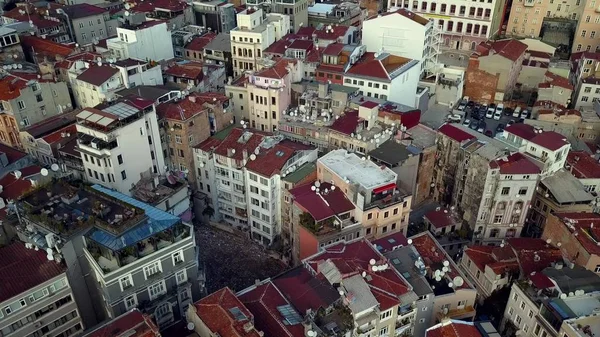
[
  {"x1": 318, "y1": 149, "x2": 413, "y2": 238},
  {"x1": 398, "y1": 123, "x2": 437, "y2": 205},
  {"x1": 0, "y1": 242, "x2": 83, "y2": 337},
  {"x1": 19, "y1": 111, "x2": 78, "y2": 166},
  {"x1": 369, "y1": 139, "x2": 421, "y2": 199},
  {"x1": 182, "y1": 31, "x2": 217, "y2": 61},
  {"x1": 108, "y1": 21, "x2": 175, "y2": 62},
  {"x1": 57, "y1": 138, "x2": 86, "y2": 181},
  {"x1": 0, "y1": 144, "x2": 35, "y2": 179},
  {"x1": 51, "y1": 51, "x2": 101, "y2": 83},
  {"x1": 194, "y1": 127, "x2": 317, "y2": 244},
  {"x1": 69, "y1": 63, "x2": 124, "y2": 108},
  {"x1": 505, "y1": 0, "x2": 585, "y2": 40},
  {"x1": 465, "y1": 39, "x2": 528, "y2": 103},
  {"x1": 314, "y1": 43, "x2": 366, "y2": 85},
  {"x1": 572, "y1": 0, "x2": 600, "y2": 53},
  {"x1": 203, "y1": 33, "x2": 233, "y2": 78},
  {"x1": 459, "y1": 238, "x2": 561, "y2": 301},
  {"x1": 230, "y1": 8, "x2": 290, "y2": 76},
  {"x1": 0, "y1": 73, "x2": 72, "y2": 148},
  {"x1": 15, "y1": 181, "x2": 200, "y2": 329},
  {"x1": 76, "y1": 96, "x2": 166, "y2": 195},
  {"x1": 82, "y1": 309, "x2": 160, "y2": 337},
  {"x1": 527, "y1": 170, "x2": 594, "y2": 235},
  {"x1": 297, "y1": 25, "x2": 358, "y2": 47},
  {"x1": 574, "y1": 78, "x2": 600, "y2": 110},
  {"x1": 344, "y1": 52, "x2": 420, "y2": 108},
  {"x1": 126, "y1": 0, "x2": 194, "y2": 31},
  {"x1": 113, "y1": 58, "x2": 164, "y2": 88},
  {"x1": 0, "y1": 27, "x2": 25, "y2": 64},
  {"x1": 307, "y1": 2, "x2": 364, "y2": 28},
  {"x1": 270, "y1": 0, "x2": 309, "y2": 33},
  {"x1": 536, "y1": 72, "x2": 574, "y2": 106},
  {"x1": 426, "y1": 320, "x2": 500, "y2": 337},
  {"x1": 410, "y1": 231, "x2": 478, "y2": 324},
  {"x1": 19, "y1": 35, "x2": 76, "y2": 65},
  {"x1": 2, "y1": 5, "x2": 71, "y2": 44},
  {"x1": 192, "y1": 0, "x2": 237, "y2": 34},
  {"x1": 387, "y1": 0, "x2": 506, "y2": 53},
  {"x1": 116, "y1": 85, "x2": 182, "y2": 106},
  {"x1": 163, "y1": 61, "x2": 206, "y2": 92},
  {"x1": 541, "y1": 212, "x2": 600, "y2": 274},
  {"x1": 130, "y1": 173, "x2": 193, "y2": 224},
  {"x1": 55, "y1": 4, "x2": 118, "y2": 45},
  {"x1": 424, "y1": 207, "x2": 461, "y2": 236},
  {"x1": 362, "y1": 9, "x2": 439, "y2": 78},
  {"x1": 566, "y1": 150, "x2": 600, "y2": 193},
  {"x1": 501, "y1": 265, "x2": 600, "y2": 337},
  {"x1": 157, "y1": 92, "x2": 232, "y2": 184}
]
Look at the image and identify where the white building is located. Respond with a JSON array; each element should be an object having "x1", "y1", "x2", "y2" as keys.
[
  {"x1": 362, "y1": 9, "x2": 439, "y2": 78},
  {"x1": 69, "y1": 62, "x2": 124, "y2": 108},
  {"x1": 75, "y1": 97, "x2": 166, "y2": 196},
  {"x1": 194, "y1": 128, "x2": 317, "y2": 245},
  {"x1": 573, "y1": 78, "x2": 600, "y2": 111},
  {"x1": 344, "y1": 52, "x2": 420, "y2": 107},
  {"x1": 107, "y1": 21, "x2": 175, "y2": 62},
  {"x1": 230, "y1": 8, "x2": 290, "y2": 76},
  {"x1": 113, "y1": 58, "x2": 164, "y2": 88},
  {"x1": 387, "y1": 0, "x2": 505, "y2": 53}
]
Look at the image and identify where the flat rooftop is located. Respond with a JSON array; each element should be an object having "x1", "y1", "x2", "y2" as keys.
[{"x1": 318, "y1": 149, "x2": 397, "y2": 190}]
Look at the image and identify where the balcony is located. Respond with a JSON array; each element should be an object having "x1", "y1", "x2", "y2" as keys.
[
  {"x1": 395, "y1": 318, "x2": 412, "y2": 335},
  {"x1": 437, "y1": 306, "x2": 476, "y2": 321}
]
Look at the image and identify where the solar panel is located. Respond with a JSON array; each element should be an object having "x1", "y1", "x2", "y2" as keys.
[
  {"x1": 228, "y1": 307, "x2": 247, "y2": 321},
  {"x1": 277, "y1": 304, "x2": 302, "y2": 325},
  {"x1": 388, "y1": 238, "x2": 396, "y2": 244},
  {"x1": 103, "y1": 102, "x2": 138, "y2": 119}
]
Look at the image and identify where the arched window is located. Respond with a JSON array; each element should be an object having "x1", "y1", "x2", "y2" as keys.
[
  {"x1": 496, "y1": 201, "x2": 506, "y2": 213},
  {"x1": 470, "y1": 41, "x2": 476, "y2": 50}
]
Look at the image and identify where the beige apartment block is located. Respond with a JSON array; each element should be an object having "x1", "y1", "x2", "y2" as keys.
[
  {"x1": 507, "y1": 0, "x2": 585, "y2": 38},
  {"x1": 573, "y1": 0, "x2": 600, "y2": 53}
]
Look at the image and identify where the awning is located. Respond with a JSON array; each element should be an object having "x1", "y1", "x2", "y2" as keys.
[{"x1": 373, "y1": 183, "x2": 396, "y2": 194}]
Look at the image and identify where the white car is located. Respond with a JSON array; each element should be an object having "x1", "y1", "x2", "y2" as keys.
[
  {"x1": 496, "y1": 103, "x2": 504, "y2": 115},
  {"x1": 520, "y1": 109, "x2": 529, "y2": 119},
  {"x1": 463, "y1": 118, "x2": 471, "y2": 126},
  {"x1": 447, "y1": 114, "x2": 462, "y2": 123},
  {"x1": 485, "y1": 107, "x2": 494, "y2": 119},
  {"x1": 493, "y1": 111, "x2": 502, "y2": 120},
  {"x1": 513, "y1": 106, "x2": 522, "y2": 118}
]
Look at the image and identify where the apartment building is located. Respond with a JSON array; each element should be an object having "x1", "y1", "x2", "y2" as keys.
[
  {"x1": 15, "y1": 181, "x2": 200, "y2": 329},
  {"x1": 2, "y1": 5, "x2": 71, "y2": 44},
  {"x1": 570, "y1": 52, "x2": 600, "y2": 110},
  {"x1": 362, "y1": 9, "x2": 438, "y2": 78},
  {"x1": 127, "y1": 0, "x2": 194, "y2": 31},
  {"x1": 0, "y1": 242, "x2": 83, "y2": 337},
  {"x1": 465, "y1": 39, "x2": 528, "y2": 103},
  {"x1": 157, "y1": 92, "x2": 232, "y2": 184},
  {"x1": 459, "y1": 238, "x2": 561, "y2": 301},
  {"x1": 541, "y1": 212, "x2": 600, "y2": 274},
  {"x1": 0, "y1": 73, "x2": 72, "y2": 149},
  {"x1": 113, "y1": 58, "x2": 164, "y2": 88},
  {"x1": 426, "y1": 320, "x2": 500, "y2": 337},
  {"x1": 82, "y1": 309, "x2": 160, "y2": 337},
  {"x1": 566, "y1": 150, "x2": 600, "y2": 193},
  {"x1": 203, "y1": 33, "x2": 233, "y2": 78},
  {"x1": 344, "y1": 52, "x2": 420, "y2": 108},
  {"x1": 387, "y1": 0, "x2": 505, "y2": 53},
  {"x1": 410, "y1": 231, "x2": 478, "y2": 324},
  {"x1": 501, "y1": 265, "x2": 600, "y2": 337},
  {"x1": 230, "y1": 8, "x2": 290, "y2": 76},
  {"x1": 194, "y1": 127, "x2": 317, "y2": 243},
  {"x1": 245, "y1": 0, "x2": 309, "y2": 33},
  {"x1": 192, "y1": 0, "x2": 237, "y2": 34},
  {"x1": 69, "y1": 63, "x2": 124, "y2": 108},
  {"x1": 55, "y1": 4, "x2": 118, "y2": 45},
  {"x1": 107, "y1": 22, "x2": 175, "y2": 62},
  {"x1": 536, "y1": 72, "x2": 574, "y2": 106},
  {"x1": 308, "y1": 2, "x2": 363, "y2": 28},
  {"x1": 0, "y1": 27, "x2": 25, "y2": 64},
  {"x1": 76, "y1": 97, "x2": 165, "y2": 195},
  {"x1": 506, "y1": 0, "x2": 585, "y2": 39},
  {"x1": 318, "y1": 149, "x2": 412, "y2": 239},
  {"x1": 573, "y1": 0, "x2": 600, "y2": 53},
  {"x1": 280, "y1": 162, "x2": 316, "y2": 254},
  {"x1": 19, "y1": 112, "x2": 78, "y2": 165}
]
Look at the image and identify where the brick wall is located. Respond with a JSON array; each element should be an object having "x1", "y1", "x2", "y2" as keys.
[
  {"x1": 464, "y1": 57, "x2": 499, "y2": 104},
  {"x1": 415, "y1": 146, "x2": 435, "y2": 205}
]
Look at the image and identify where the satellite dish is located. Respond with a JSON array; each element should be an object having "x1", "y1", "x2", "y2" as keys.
[
  {"x1": 307, "y1": 331, "x2": 316, "y2": 337},
  {"x1": 442, "y1": 266, "x2": 449, "y2": 272},
  {"x1": 560, "y1": 293, "x2": 567, "y2": 299},
  {"x1": 448, "y1": 282, "x2": 454, "y2": 288},
  {"x1": 51, "y1": 164, "x2": 59, "y2": 171},
  {"x1": 124, "y1": 10, "x2": 130, "y2": 16},
  {"x1": 124, "y1": 3, "x2": 131, "y2": 9},
  {"x1": 369, "y1": 259, "x2": 376, "y2": 265},
  {"x1": 338, "y1": 290, "x2": 344, "y2": 296},
  {"x1": 40, "y1": 168, "x2": 48, "y2": 176},
  {"x1": 372, "y1": 265, "x2": 379, "y2": 272},
  {"x1": 443, "y1": 260, "x2": 450, "y2": 267},
  {"x1": 434, "y1": 270, "x2": 441, "y2": 277},
  {"x1": 407, "y1": 239, "x2": 413, "y2": 245},
  {"x1": 250, "y1": 154, "x2": 257, "y2": 160},
  {"x1": 187, "y1": 322, "x2": 194, "y2": 330},
  {"x1": 361, "y1": 271, "x2": 366, "y2": 277},
  {"x1": 314, "y1": 181, "x2": 321, "y2": 188},
  {"x1": 13, "y1": 170, "x2": 22, "y2": 179},
  {"x1": 435, "y1": 276, "x2": 441, "y2": 282},
  {"x1": 454, "y1": 276, "x2": 464, "y2": 287},
  {"x1": 311, "y1": 186, "x2": 316, "y2": 191}
]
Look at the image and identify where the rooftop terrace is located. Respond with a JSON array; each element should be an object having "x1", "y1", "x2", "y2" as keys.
[{"x1": 318, "y1": 149, "x2": 396, "y2": 190}]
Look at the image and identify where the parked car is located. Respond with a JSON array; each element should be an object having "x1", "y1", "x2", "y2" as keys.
[
  {"x1": 496, "y1": 103, "x2": 504, "y2": 115},
  {"x1": 513, "y1": 106, "x2": 522, "y2": 118},
  {"x1": 521, "y1": 109, "x2": 529, "y2": 119},
  {"x1": 507, "y1": 119, "x2": 515, "y2": 126},
  {"x1": 457, "y1": 99, "x2": 467, "y2": 111},
  {"x1": 493, "y1": 110, "x2": 502, "y2": 120},
  {"x1": 496, "y1": 124, "x2": 505, "y2": 133},
  {"x1": 471, "y1": 110, "x2": 481, "y2": 120},
  {"x1": 470, "y1": 120, "x2": 479, "y2": 130},
  {"x1": 486, "y1": 108, "x2": 494, "y2": 119},
  {"x1": 463, "y1": 118, "x2": 471, "y2": 126},
  {"x1": 477, "y1": 122, "x2": 486, "y2": 133},
  {"x1": 503, "y1": 107, "x2": 513, "y2": 116},
  {"x1": 447, "y1": 114, "x2": 462, "y2": 123},
  {"x1": 485, "y1": 130, "x2": 493, "y2": 137}
]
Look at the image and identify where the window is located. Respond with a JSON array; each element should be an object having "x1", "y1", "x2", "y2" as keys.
[
  {"x1": 379, "y1": 327, "x2": 388, "y2": 336},
  {"x1": 529, "y1": 309, "x2": 534, "y2": 318},
  {"x1": 121, "y1": 170, "x2": 127, "y2": 180},
  {"x1": 124, "y1": 295, "x2": 137, "y2": 310},
  {"x1": 82, "y1": 32, "x2": 87, "y2": 40},
  {"x1": 18, "y1": 100, "x2": 25, "y2": 110},
  {"x1": 509, "y1": 307, "x2": 514, "y2": 316},
  {"x1": 143, "y1": 261, "x2": 161, "y2": 279},
  {"x1": 595, "y1": 265, "x2": 600, "y2": 272},
  {"x1": 175, "y1": 135, "x2": 182, "y2": 144},
  {"x1": 117, "y1": 154, "x2": 123, "y2": 165},
  {"x1": 172, "y1": 251, "x2": 184, "y2": 265},
  {"x1": 78, "y1": 22, "x2": 84, "y2": 28},
  {"x1": 516, "y1": 315, "x2": 522, "y2": 325},
  {"x1": 501, "y1": 187, "x2": 510, "y2": 195},
  {"x1": 518, "y1": 187, "x2": 527, "y2": 195},
  {"x1": 22, "y1": 116, "x2": 30, "y2": 126},
  {"x1": 520, "y1": 301, "x2": 526, "y2": 310},
  {"x1": 175, "y1": 270, "x2": 187, "y2": 285},
  {"x1": 120, "y1": 275, "x2": 133, "y2": 290},
  {"x1": 148, "y1": 281, "x2": 166, "y2": 300}
]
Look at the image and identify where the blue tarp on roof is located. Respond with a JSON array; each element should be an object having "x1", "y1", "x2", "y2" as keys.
[{"x1": 86, "y1": 185, "x2": 181, "y2": 251}]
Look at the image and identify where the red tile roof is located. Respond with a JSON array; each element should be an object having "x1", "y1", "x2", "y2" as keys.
[
  {"x1": 245, "y1": 140, "x2": 313, "y2": 177},
  {"x1": 291, "y1": 182, "x2": 355, "y2": 222},
  {"x1": 371, "y1": 287, "x2": 400, "y2": 310},
  {"x1": 426, "y1": 321, "x2": 482, "y2": 337},
  {"x1": 330, "y1": 109, "x2": 361, "y2": 135},
  {"x1": 114, "y1": 58, "x2": 146, "y2": 68},
  {"x1": 529, "y1": 272, "x2": 555, "y2": 289},
  {"x1": 489, "y1": 152, "x2": 541, "y2": 175},
  {"x1": 0, "y1": 74, "x2": 30, "y2": 100},
  {"x1": 272, "y1": 266, "x2": 339, "y2": 315},
  {"x1": 552, "y1": 213, "x2": 600, "y2": 256},
  {"x1": 255, "y1": 58, "x2": 297, "y2": 80},
  {"x1": 238, "y1": 282, "x2": 305, "y2": 337},
  {"x1": 164, "y1": 62, "x2": 204, "y2": 80},
  {"x1": 527, "y1": 50, "x2": 553, "y2": 59},
  {"x1": 0, "y1": 143, "x2": 28, "y2": 164},
  {"x1": 157, "y1": 96, "x2": 206, "y2": 121},
  {"x1": 378, "y1": 104, "x2": 421, "y2": 129},
  {"x1": 213, "y1": 128, "x2": 269, "y2": 161},
  {"x1": 476, "y1": 39, "x2": 528, "y2": 62},
  {"x1": 377, "y1": 8, "x2": 430, "y2": 25},
  {"x1": 541, "y1": 71, "x2": 573, "y2": 90},
  {"x1": 424, "y1": 208, "x2": 460, "y2": 229},
  {"x1": 42, "y1": 124, "x2": 77, "y2": 145},
  {"x1": 438, "y1": 123, "x2": 475, "y2": 143},
  {"x1": 296, "y1": 26, "x2": 316, "y2": 37},
  {"x1": 60, "y1": 3, "x2": 107, "y2": 19},
  {"x1": 0, "y1": 169, "x2": 37, "y2": 201},
  {"x1": 346, "y1": 52, "x2": 413, "y2": 81},
  {"x1": 185, "y1": 32, "x2": 217, "y2": 51},
  {"x1": 313, "y1": 25, "x2": 350, "y2": 41},
  {"x1": 54, "y1": 52, "x2": 101, "y2": 70},
  {"x1": 76, "y1": 65, "x2": 119, "y2": 86},
  {"x1": 371, "y1": 232, "x2": 409, "y2": 253},
  {"x1": 504, "y1": 124, "x2": 568, "y2": 151},
  {"x1": 360, "y1": 100, "x2": 379, "y2": 109},
  {"x1": 463, "y1": 245, "x2": 518, "y2": 276},
  {"x1": 83, "y1": 309, "x2": 160, "y2": 337},
  {"x1": 507, "y1": 238, "x2": 562, "y2": 276},
  {"x1": 322, "y1": 43, "x2": 345, "y2": 56},
  {"x1": 411, "y1": 232, "x2": 472, "y2": 289},
  {"x1": 307, "y1": 239, "x2": 411, "y2": 300},
  {"x1": 193, "y1": 287, "x2": 261, "y2": 337},
  {"x1": 129, "y1": 0, "x2": 188, "y2": 12},
  {"x1": 0, "y1": 242, "x2": 66, "y2": 302},
  {"x1": 191, "y1": 91, "x2": 229, "y2": 106},
  {"x1": 566, "y1": 151, "x2": 600, "y2": 179}
]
